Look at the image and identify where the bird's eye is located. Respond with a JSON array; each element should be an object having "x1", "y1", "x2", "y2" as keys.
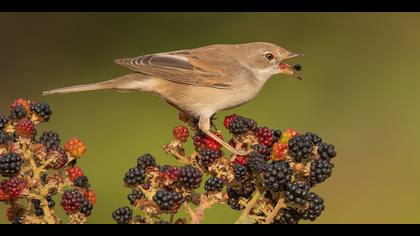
[{"x1": 265, "y1": 53, "x2": 274, "y2": 61}]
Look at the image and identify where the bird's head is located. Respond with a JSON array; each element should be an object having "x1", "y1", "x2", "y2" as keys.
[{"x1": 237, "y1": 42, "x2": 303, "y2": 81}]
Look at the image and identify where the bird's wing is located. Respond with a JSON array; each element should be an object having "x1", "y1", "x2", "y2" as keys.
[{"x1": 114, "y1": 47, "x2": 237, "y2": 89}]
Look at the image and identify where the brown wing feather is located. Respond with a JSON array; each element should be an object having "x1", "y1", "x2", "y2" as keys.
[{"x1": 114, "y1": 47, "x2": 234, "y2": 89}]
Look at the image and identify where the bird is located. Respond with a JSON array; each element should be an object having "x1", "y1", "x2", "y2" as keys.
[{"x1": 43, "y1": 42, "x2": 303, "y2": 156}]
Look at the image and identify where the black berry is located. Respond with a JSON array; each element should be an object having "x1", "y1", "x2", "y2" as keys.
[
  {"x1": 178, "y1": 165, "x2": 202, "y2": 190},
  {"x1": 127, "y1": 189, "x2": 145, "y2": 205},
  {"x1": 74, "y1": 176, "x2": 90, "y2": 189},
  {"x1": 263, "y1": 161, "x2": 292, "y2": 192},
  {"x1": 198, "y1": 148, "x2": 223, "y2": 166},
  {"x1": 39, "y1": 131, "x2": 60, "y2": 149},
  {"x1": 80, "y1": 200, "x2": 94, "y2": 216},
  {"x1": 309, "y1": 158, "x2": 334, "y2": 186},
  {"x1": 152, "y1": 189, "x2": 183, "y2": 211},
  {"x1": 124, "y1": 167, "x2": 146, "y2": 186},
  {"x1": 137, "y1": 153, "x2": 156, "y2": 169},
  {"x1": 10, "y1": 105, "x2": 27, "y2": 120},
  {"x1": 253, "y1": 144, "x2": 271, "y2": 159},
  {"x1": 288, "y1": 134, "x2": 315, "y2": 162},
  {"x1": 0, "y1": 116, "x2": 9, "y2": 130},
  {"x1": 204, "y1": 177, "x2": 224, "y2": 192},
  {"x1": 273, "y1": 207, "x2": 302, "y2": 224},
  {"x1": 60, "y1": 189, "x2": 85, "y2": 214},
  {"x1": 0, "y1": 152, "x2": 23, "y2": 177},
  {"x1": 112, "y1": 206, "x2": 133, "y2": 224},
  {"x1": 317, "y1": 142, "x2": 336, "y2": 159},
  {"x1": 228, "y1": 115, "x2": 250, "y2": 135},
  {"x1": 30, "y1": 102, "x2": 52, "y2": 122},
  {"x1": 246, "y1": 152, "x2": 267, "y2": 173},
  {"x1": 301, "y1": 192, "x2": 325, "y2": 221},
  {"x1": 234, "y1": 164, "x2": 248, "y2": 182},
  {"x1": 284, "y1": 182, "x2": 310, "y2": 205}
]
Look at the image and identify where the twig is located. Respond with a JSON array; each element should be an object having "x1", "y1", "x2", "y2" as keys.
[
  {"x1": 264, "y1": 196, "x2": 286, "y2": 224},
  {"x1": 235, "y1": 187, "x2": 263, "y2": 224}
]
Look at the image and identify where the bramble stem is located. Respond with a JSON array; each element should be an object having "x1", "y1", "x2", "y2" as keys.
[
  {"x1": 264, "y1": 196, "x2": 286, "y2": 224},
  {"x1": 235, "y1": 188, "x2": 263, "y2": 224}
]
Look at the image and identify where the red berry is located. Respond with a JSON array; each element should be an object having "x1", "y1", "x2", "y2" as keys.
[
  {"x1": 10, "y1": 98, "x2": 31, "y2": 114},
  {"x1": 256, "y1": 127, "x2": 275, "y2": 147},
  {"x1": 159, "y1": 166, "x2": 180, "y2": 181},
  {"x1": 281, "y1": 128, "x2": 300, "y2": 144},
  {"x1": 47, "y1": 147, "x2": 68, "y2": 170},
  {"x1": 173, "y1": 125, "x2": 189, "y2": 142},
  {"x1": 67, "y1": 167, "x2": 84, "y2": 181},
  {"x1": 0, "y1": 187, "x2": 10, "y2": 201},
  {"x1": 64, "y1": 138, "x2": 86, "y2": 158},
  {"x1": 224, "y1": 114, "x2": 237, "y2": 129},
  {"x1": 15, "y1": 118, "x2": 36, "y2": 139},
  {"x1": 85, "y1": 190, "x2": 97, "y2": 205},
  {"x1": 61, "y1": 189, "x2": 85, "y2": 214},
  {"x1": 1, "y1": 177, "x2": 26, "y2": 198},
  {"x1": 233, "y1": 155, "x2": 247, "y2": 166},
  {"x1": 203, "y1": 131, "x2": 223, "y2": 150},
  {"x1": 272, "y1": 142, "x2": 288, "y2": 161}
]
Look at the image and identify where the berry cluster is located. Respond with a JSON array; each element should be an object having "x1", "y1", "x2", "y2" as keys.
[
  {"x1": 112, "y1": 112, "x2": 337, "y2": 224},
  {"x1": 0, "y1": 98, "x2": 95, "y2": 224}
]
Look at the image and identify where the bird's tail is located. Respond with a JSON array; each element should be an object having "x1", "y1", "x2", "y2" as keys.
[
  {"x1": 42, "y1": 73, "x2": 149, "y2": 96},
  {"x1": 42, "y1": 82, "x2": 112, "y2": 96}
]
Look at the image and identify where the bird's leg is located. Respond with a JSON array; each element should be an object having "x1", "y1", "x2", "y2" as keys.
[{"x1": 199, "y1": 116, "x2": 246, "y2": 156}]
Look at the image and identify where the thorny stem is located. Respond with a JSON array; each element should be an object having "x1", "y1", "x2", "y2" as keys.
[
  {"x1": 23, "y1": 143, "x2": 56, "y2": 224},
  {"x1": 235, "y1": 187, "x2": 264, "y2": 224},
  {"x1": 184, "y1": 194, "x2": 214, "y2": 224},
  {"x1": 264, "y1": 196, "x2": 286, "y2": 224}
]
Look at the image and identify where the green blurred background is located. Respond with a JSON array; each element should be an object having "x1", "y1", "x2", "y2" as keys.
[{"x1": 0, "y1": 13, "x2": 419, "y2": 224}]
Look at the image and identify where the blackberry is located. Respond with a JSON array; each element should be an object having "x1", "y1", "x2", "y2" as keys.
[
  {"x1": 309, "y1": 158, "x2": 334, "y2": 186},
  {"x1": 15, "y1": 118, "x2": 36, "y2": 139},
  {"x1": 0, "y1": 131, "x2": 10, "y2": 146},
  {"x1": 39, "y1": 131, "x2": 60, "y2": 149},
  {"x1": 124, "y1": 167, "x2": 146, "y2": 186},
  {"x1": 10, "y1": 105, "x2": 27, "y2": 120},
  {"x1": 30, "y1": 102, "x2": 52, "y2": 122},
  {"x1": 273, "y1": 129, "x2": 282, "y2": 140},
  {"x1": 0, "y1": 116, "x2": 9, "y2": 130},
  {"x1": 204, "y1": 177, "x2": 224, "y2": 192},
  {"x1": 284, "y1": 182, "x2": 310, "y2": 205},
  {"x1": 246, "y1": 152, "x2": 267, "y2": 173},
  {"x1": 226, "y1": 188, "x2": 244, "y2": 210},
  {"x1": 173, "y1": 125, "x2": 189, "y2": 142},
  {"x1": 317, "y1": 142, "x2": 336, "y2": 159},
  {"x1": 273, "y1": 208, "x2": 302, "y2": 224},
  {"x1": 234, "y1": 164, "x2": 248, "y2": 182},
  {"x1": 253, "y1": 144, "x2": 271, "y2": 159},
  {"x1": 136, "y1": 153, "x2": 156, "y2": 169},
  {"x1": 112, "y1": 206, "x2": 133, "y2": 224},
  {"x1": 198, "y1": 148, "x2": 223, "y2": 166},
  {"x1": 288, "y1": 134, "x2": 315, "y2": 162},
  {"x1": 246, "y1": 118, "x2": 258, "y2": 132},
  {"x1": 60, "y1": 189, "x2": 85, "y2": 214},
  {"x1": 155, "y1": 220, "x2": 170, "y2": 224},
  {"x1": 127, "y1": 189, "x2": 145, "y2": 205},
  {"x1": 152, "y1": 189, "x2": 184, "y2": 211},
  {"x1": 174, "y1": 218, "x2": 187, "y2": 224},
  {"x1": 0, "y1": 152, "x2": 23, "y2": 177},
  {"x1": 301, "y1": 192, "x2": 325, "y2": 221},
  {"x1": 305, "y1": 132, "x2": 322, "y2": 145},
  {"x1": 35, "y1": 207, "x2": 44, "y2": 216},
  {"x1": 80, "y1": 200, "x2": 94, "y2": 216},
  {"x1": 158, "y1": 165, "x2": 180, "y2": 181},
  {"x1": 228, "y1": 115, "x2": 250, "y2": 135},
  {"x1": 256, "y1": 127, "x2": 275, "y2": 147},
  {"x1": 263, "y1": 161, "x2": 292, "y2": 192},
  {"x1": 46, "y1": 147, "x2": 68, "y2": 170},
  {"x1": 178, "y1": 165, "x2": 202, "y2": 190},
  {"x1": 74, "y1": 176, "x2": 90, "y2": 189},
  {"x1": 46, "y1": 195, "x2": 55, "y2": 208},
  {"x1": 12, "y1": 216, "x2": 23, "y2": 224},
  {"x1": 236, "y1": 180, "x2": 256, "y2": 198}
]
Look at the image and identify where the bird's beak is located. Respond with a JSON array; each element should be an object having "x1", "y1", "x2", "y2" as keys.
[{"x1": 278, "y1": 52, "x2": 304, "y2": 80}]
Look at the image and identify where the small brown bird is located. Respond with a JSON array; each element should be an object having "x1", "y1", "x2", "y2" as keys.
[{"x1": 43, "y1": 42, "x2": 303, "y2": 155}]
